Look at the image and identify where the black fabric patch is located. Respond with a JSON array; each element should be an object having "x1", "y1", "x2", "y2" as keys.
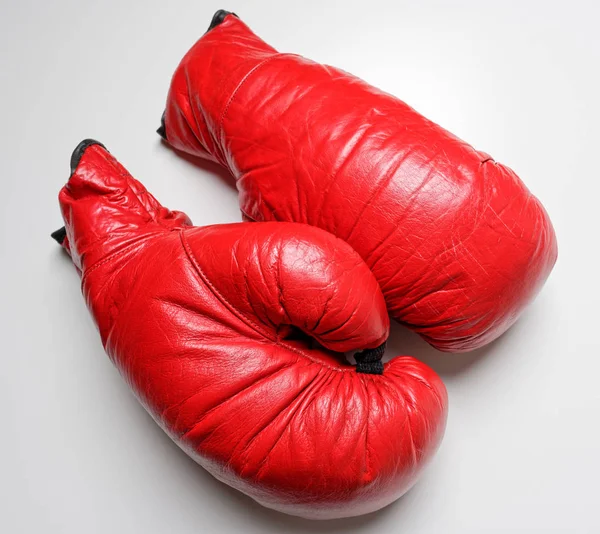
[
  {"x1": 51, "y1": 226, "x2": 67, "y2": 245},
  {"x1": 355, "y1": 342, "x2": 386, "y2": 375},
  {"x1": 207, "y1": 9, "x2": 238, "y2": 32},
  {"x1": 70, "y1": 139, "x2": 105, "y2": 175},
  {"x1": 156, "y1": 111, "x2": 167, "y2": 140}
]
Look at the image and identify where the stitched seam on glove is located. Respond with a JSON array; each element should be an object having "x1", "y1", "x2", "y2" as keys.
[
  {"x1": 68, "y1": 146, "x2": 182, "y2": 267},
  {"x1": 179, "y1": 229, "x2": 360, "y2": 373},
  {"x1": 218, "y1": 54, "x2": 297, "y2": 142},
  {"x1": 180, "y1": 228, "x2": 275, "y2": 340},
  {"x1": 81, "y1": 232, "x2": 164, "y2": 280}
]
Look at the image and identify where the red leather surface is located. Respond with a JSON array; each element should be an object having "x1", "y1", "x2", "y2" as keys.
[
  {"x1": 57, "y1": 143, "x2": 448, "y2": 519},
  {"x1": 161, "y1": 13, "x2": 558, "y2": 352}
]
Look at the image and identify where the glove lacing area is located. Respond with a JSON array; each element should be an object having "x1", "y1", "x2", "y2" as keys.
[{"x1": 354, "y1": 342, "x2": 386, "y2": 374}]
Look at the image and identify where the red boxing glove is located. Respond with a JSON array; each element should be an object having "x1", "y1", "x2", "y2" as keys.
[
  {"x1": 54, "y1": 140, "x2": 447, "y2": 519},
  {"x1": 159, "y1": 10, "x2": 558, "y2": 352}
]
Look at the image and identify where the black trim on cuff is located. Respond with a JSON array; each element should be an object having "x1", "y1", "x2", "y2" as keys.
[
  {"x1": 207, "y1": 9, "x2": 238, "y2": 32},
  {"x1": 355, "y1": 342, "x2": 386, "y2": 375},
  {"x1": 70, "y1": 139, "x2": 106, "y2": 175},
  {"x1": 51, "y1": 226, "x2": 67, "y2": 245},
  {"x1": 156, "y1": 111, "x2": 167, "y2": 140}
]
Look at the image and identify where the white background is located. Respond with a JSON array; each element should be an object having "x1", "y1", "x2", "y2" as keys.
[{"x1": 1, "y1": 1, "x2": 599, "y2": 532}]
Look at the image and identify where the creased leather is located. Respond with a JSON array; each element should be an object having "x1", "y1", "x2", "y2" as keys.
[
  {"x1": 56, "y1": 143, "x2": 448, "y2": 519},
  {"x1": 160, "y1": 13, "x2": 558, "y2": 352}
]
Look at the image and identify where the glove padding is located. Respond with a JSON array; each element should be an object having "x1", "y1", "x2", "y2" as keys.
[
  {"x1": 55, "y1": 140, "x2": 447, "y2": 519},
  {"x1": 159, "y1": 10, "x2": 558, "y2": 352}
]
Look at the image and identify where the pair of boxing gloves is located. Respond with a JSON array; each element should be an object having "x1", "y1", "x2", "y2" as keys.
[{"x1": 54, "y1": 11, "x2": 557, "y2": 520}]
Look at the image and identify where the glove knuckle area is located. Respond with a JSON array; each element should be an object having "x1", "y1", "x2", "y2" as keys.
[
  {"x1": 163, "y1": 354, "x2": 447, "y2": 518},
  {"x1": 84, "y1": 224, "x2": 444, "y2": 518},
  {"x1": 184, "y1": 222, "x2": 389, "y2": 353}
]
